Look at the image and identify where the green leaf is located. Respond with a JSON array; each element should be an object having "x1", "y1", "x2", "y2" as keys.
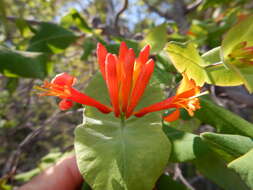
[
  {"x1": 5, "y1": 77, "x2": 19, "y2": 94},
  {"x1": 195, "y1": 98, "x2": 253, "y2": 138},
  {"x1": 228, "y1": 149, "x2": 253, "y2": 189},
  {"x1": 0, "y1": 0, "x2": 8, "y2": 35},
  {"x1": 28, "y1": 22, "x2": 77, "y2": 53},
  {"x1": 61, "y1": 8, "x2": 92, "y2": 34},
  {"x1": 201, "y1": 132, "x2": 253, "y2": 162},
  {"x1": 15, "y1": 150, "x2": 66, "y2": 182},
  {"x1": 153, "y1": 53, "x2": 178, "y2": 85},
  {"x1": 163, "y1": 127, "x2": 208, "y2": 162},
  {"x1": 81, "y1": 181, "x2": 92, "y2": 190},
  {"x1": 81, "y1": 38, "x2": 96, "y2": 60},
  {"x1": 15, "y1": 168, "x2": 41, "y2": 182},
  {"x1": 0, "y1": 46, "x2": 48, "y2": 78},
  {"x1": 164, "y1": 126, "x2": 249, "y2": 189},
  {"x1": 165, "y1": 41, "x2": 207, "y2": 86},
  {"x1": 193, "y1": 150, "x2": 249, "y2": 190},
  {"x1": 75, "y1": 74, "x2": 171, "y2": 190},
  {"x1": 15, "y1": 18, "x2": 31, "y2": 37},
  {"x1": 141, "y1": 23, "x2": 167, "y2": 53},
  {"x1": 156, "y1": 174, "x2": 187, "y2": 190},
  {"x1": 200, "y1": 0, "x2": 232, "y2": 10},
  {"x1": 169, "y1": 117, "x2": 200, "y2": 133}
]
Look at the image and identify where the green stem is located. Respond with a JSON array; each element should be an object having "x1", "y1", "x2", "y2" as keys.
[{"x1": 120, "y1": 113, "x2": 126, "y2": 128}]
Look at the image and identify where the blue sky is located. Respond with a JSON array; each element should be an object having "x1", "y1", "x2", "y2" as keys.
[{"x1": 56, "y1": 0, "x2": 166, "y2": 31}]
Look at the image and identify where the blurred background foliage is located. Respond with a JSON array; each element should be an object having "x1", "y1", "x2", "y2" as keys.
[{"x1": 1, "y1": 0, "x2": 253, "y2": 189}]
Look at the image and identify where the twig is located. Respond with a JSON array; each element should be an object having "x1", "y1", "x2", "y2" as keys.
[
  {"x1": 209, "y1": 85, "x2": 225, "y2": 107},
  {"x1": 174, "y1": 164, "x2": 196, "y2": 190},
  {"x1": 2, "y1": 107, "x2": 84, "y2": 178},
  {"x1": 114, "y1": 0, "x2": 128, "y2": 30},
  {"x1": 2, "y1": 110, "x2": 60, "y2": 177},
  {"x1": 189, "y1": 176, "x2": 205, "y2": 184},
  {"x1": 143, "y1": 0, "x2": 173, "y2": 20},
  {"x1": 185, "y1": 0, "x2": 203, "y2": 14},
  {"x1": 143, "y1": 0, "x2": 189, "y2": 31}
]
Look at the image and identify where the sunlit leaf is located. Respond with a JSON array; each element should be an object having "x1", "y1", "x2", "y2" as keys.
[
  {"x1": 228, "y1": 149, "x2": 253, "y2": 189},
  {"x1": 205, "y1": 64, "x2": 243, "y2": 86},
  {"x1": 61, "y1": 8, "x2": 92, "y2": 34},
  {"x1": 165, "y1": 41, "x2": 207, "y2": 86},
  {"x1": 75, "y1": 74, "x2": 171, "y2": 190},
  {"x1": 141, "y1": 23, "x2": 168, "y2": 53},
  {"x1": 201, "y1": 46, "x2": 243, "y2": 86},
  {"x1": 15, "y1": 18, "x2": 31, "y2": 37},
  {"x1": 201, "y1": 132, "x2": 253, "y2": 162}
]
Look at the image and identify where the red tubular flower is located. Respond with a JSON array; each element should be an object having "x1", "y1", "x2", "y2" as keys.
[
  {"x1": 121, "y1": 48, "x2": 135, "y2": 113},
  {"x1": 36, "y1": 73, "x2": 112, "y2": 113},
  {"x1": 134, "y1": 73, "x2": 202, "y2": 122},
  {"x1": 38, "y1": 42, "x2": 203, "y2": 122},
  {"x1": 126, "y1": 59, "x2": 154, "y2": 118},
  {"x1": 105, "y1": 54, "x2": 120, "y2": 117},
  {"x1": 97, "y1": 43, "x2": 108, "y2": 79},
  {"x1": 96, "y1": 42, "x2": 154, "y2": 118}
]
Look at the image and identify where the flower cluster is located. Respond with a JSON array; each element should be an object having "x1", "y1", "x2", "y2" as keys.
[
  {"x1": 37, "y1": 42, "x2": 202, "y2": 122},
  {"x1": 228, "y1": 41, "x2": 253, "y2": 65}
]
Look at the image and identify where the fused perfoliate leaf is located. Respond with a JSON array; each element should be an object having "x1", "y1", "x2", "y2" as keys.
[{"x1": 75, "y1": 74, "x2": 171, "y2": 190}]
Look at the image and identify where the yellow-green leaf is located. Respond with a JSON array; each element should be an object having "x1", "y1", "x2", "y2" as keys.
[
  {"x1": 141, "y1": 23, "x2": 168, "y2": 54},
  {"x1": 165, "y1": 41, "x2": 207, "y2": 86},
  {"x1": 228, "y1": 149, "x2": 253, "y2": 189}
]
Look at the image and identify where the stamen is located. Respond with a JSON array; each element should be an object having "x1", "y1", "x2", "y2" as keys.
[{"x1": 189, "y1": 91, "x2": 209, "y2": 99}]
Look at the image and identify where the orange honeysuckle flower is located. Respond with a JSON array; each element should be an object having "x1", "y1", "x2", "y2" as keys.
[
  {"x1": 96, "y1": 42, "x2": 154, "y2": 118},
  {"x1": 186, "y1": 30, "x2": 196, "y2": 37},
  {"x1": 37, "y1": 42, "x2": 154, "y2": 118},
  {"x1": 228, "y1": 41, "x2": 253, "y2": 65},
  {"x1": 134, "y1": 73, "x2": 202, "y2": 122},
  {"x1": 37, "y1": 42, "x2": 203, "y2": 122}
]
